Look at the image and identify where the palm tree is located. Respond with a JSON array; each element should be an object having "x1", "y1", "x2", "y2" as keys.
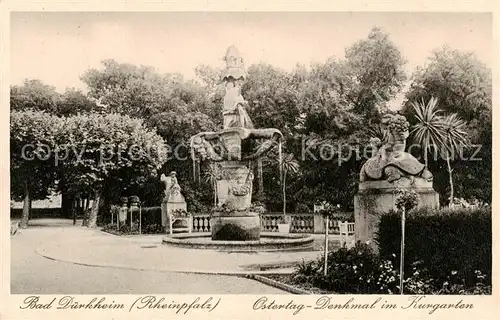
[
  {"x1": 253, "y1": 139, "x2": 265, "y2": 198},
  {"x1": 410, "y1": 97, "x2": 471, "y2": 206},
  {"x1": 281, "y1": 153, "x2": 299, "y2": 216},
  {"x1": 365, "y1": 122, "x2": 388, "y2": 142},
  {"x1": 410, "y1": 97, "x2": 446, "y2": 167},
  {"x1": 203, "y1": 163, "x2": 220, "y2": 207},
  {"x1": 441, "y1": 113, "x2": 471, "y2": 206}
]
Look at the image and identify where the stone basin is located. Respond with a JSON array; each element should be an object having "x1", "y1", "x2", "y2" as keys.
[
  {"x1": 191, "y1": 127, "x2": 282, "y2": 161},
  {"x1": 162, "y1": 232, "x2": 315, "y2": 252}
]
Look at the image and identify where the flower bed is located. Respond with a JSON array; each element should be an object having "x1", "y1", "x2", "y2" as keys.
[
  {"x1": 282, "y1": 204, "x2": 493, "y2": 295},
  {"x1": 101, "y1": 223, "x2": 165, "y2": 235},
  {"x1": 284, "y1": 241, "x2": 491, "y2": 295}
]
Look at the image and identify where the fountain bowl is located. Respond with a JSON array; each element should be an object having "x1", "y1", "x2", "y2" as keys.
[{"x1": 162, "y1": 232, "x2": 315, "y2": 252}]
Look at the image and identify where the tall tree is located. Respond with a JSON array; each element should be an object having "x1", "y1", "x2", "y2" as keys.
[
  {"x1": 55, "y1": 113, "x2": 168, "y2": 227},
  {"x1": 344, "y1": 27, "x2": 407, "y2": 115},
  {"x1": 11, "y1": 81, "x2": 101, "y2": 220},
  {"x1": 58, "y1": 88, "x2": 100, "y2": 116},
  {"x1": 10, "y1": 111, "x2": 61, "y2": 227},
  {"x1": 81, "y1": 59, "x2": 172, "y2": 117},
  {"x1": 409, "y1": 97, "x2": 445, "y2": 168},
  {"x1": 82, "y1": 59, "x2": 219, "y2": 122},
  {"x1": 404, "y1": 47, "x2": 491, "y2": 126},
  {"x1": 441, "y1": 113, "x2": 471, "y2": 206},
  {"x1": 10, "y1": 79, "x2": 60, "y2": 113},
  {"x1": 81, "y1": 59, "x2": 220, "y2": 206},
  {"x1": 404, "y1": 47, "x2": 492, "y2": 203},
  {"x1": 242, "y1": 63, "x2": 302, "y2": 203},
  {"x1": 287, "y1": 27, "x2": 407, "y2": 209},
  {"x1": 410, "y1": 100, "x2": 471, "y2": 206},
  {"x1": 280, "y1": 153, "x2": 299, "y2": 216},
  {"x1": 57, "y1": 88, "x2": 100, "y2": 217}
]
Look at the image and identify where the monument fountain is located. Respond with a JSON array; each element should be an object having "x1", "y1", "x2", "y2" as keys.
[{"x1": 162, "y1": 45, "x2": 313, "y2": 251}]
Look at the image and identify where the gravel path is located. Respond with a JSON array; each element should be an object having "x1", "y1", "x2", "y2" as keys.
[{"x1": 10, "y1": 219, "x2": 288, "y2": 294}]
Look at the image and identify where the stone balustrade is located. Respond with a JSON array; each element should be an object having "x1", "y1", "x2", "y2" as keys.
[
  {"x1": 290, "y1": 214, "x2": 315, "y2": 233},
  {"x1": 329, "y1": 218, "x2": 340, "y2": 233},
  {"x1": 192, "y1": 215, "x2": 211, "y2": 232},
  {"x1": 260, "y1": 214, "x2": 283, "y2": 232},
  {"x1": 190, "y1": 212, "x2": 353, "y2": 234}
]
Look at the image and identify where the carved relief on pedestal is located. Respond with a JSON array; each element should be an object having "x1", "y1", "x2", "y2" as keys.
[
  {"x1": 228, "y1": 170, "x2": 253, "y2": 197},
  {"x1": 213, "y1": 164, "x2": 254, "y2": 210}
]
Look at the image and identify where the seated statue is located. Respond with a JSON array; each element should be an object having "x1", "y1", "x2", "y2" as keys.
[{"x1": 360, "y1": 114, "x2": 432, "y2": 183}]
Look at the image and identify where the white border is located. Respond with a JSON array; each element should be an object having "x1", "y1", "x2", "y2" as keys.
[{"x1": 1, "y1": 1, "x2": 498, "y2": 319}]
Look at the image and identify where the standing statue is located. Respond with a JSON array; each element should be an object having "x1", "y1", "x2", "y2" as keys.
[
  {"x1": 360, "y1": 114, "x2": 433, "y2": 183},
  {"x1": 223, "y1": 81, "x2": 253, "y2": 129},
  {"x1": 221, "y1": 45, "x2": 253, "y2": 129}
]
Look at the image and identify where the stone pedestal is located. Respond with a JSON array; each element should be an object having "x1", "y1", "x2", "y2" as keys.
[
  {"x1": 313, "y1": 215, "x2": 326, "y2": 234},
  {"x1": 119, "y1": 198, "x2": 128, "y2": 224},
  {"x1": 354, "y1": 177, "x2": 439, "y2": 253},
  {"x1": 161, "y1": 197, "x2": 187, "y2": 229},
  {"x1": 211, "y1": 161, "x2": 259, "y2": 240},
  {"x1": 211, "y1": 210, "x2": 260, "y2": 241}
]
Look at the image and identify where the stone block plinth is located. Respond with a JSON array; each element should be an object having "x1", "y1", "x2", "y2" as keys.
[
  {"x1": 210, "y1": 210, "x2": 260, "y2": 241},
  {"x1": 354, "y1": 177, "x2": 439, "y2": 253}
]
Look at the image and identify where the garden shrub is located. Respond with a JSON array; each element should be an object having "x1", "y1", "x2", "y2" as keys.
[
  {"x1": 100, "y1": 206, "x2": 163, "y2": 234},
  {"x1": 335, "y1": 211, "x2": 354, "y2": 222},
  {"x1": 295, "y1": 203, "x2": 311, "y2": 213},
  {"x1": 118, "y1": 224, "x2": 138, "y2": 235},
  {"x1": 377, "y1": 206, "x2": 491, "y2": 288},
  {"x1": 141, "y1": 223, "x2": 165, "y2": 234},
  {"x1": 11, "y1": 208, "x2": 61, "y2": 219},
  {"x1": 404, "y1": 261, "x2": 491, "y2": 295},
  {"x1": 101, "y1": 223, "x2": 118, "y2": 233},
  {"x1": 291, "y1": 240, "x2": 491, "y2": 294},
  {"x1": 141, "y1": 206, "x2": 162, "y2": 226},
  {"x1": 292, "y1": 242, "x2": 399, "y2": 294}
]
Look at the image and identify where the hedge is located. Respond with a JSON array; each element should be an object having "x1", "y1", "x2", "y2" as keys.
[
  {"x1": 140, "y1": 206, "x2": 162, "y2": 226},
  {"x1": 376, "y1": 206, "x2": 491, "y2": 286},
  {"x1": 11, "y1": 208, "x2": 61, "y2": 219}
]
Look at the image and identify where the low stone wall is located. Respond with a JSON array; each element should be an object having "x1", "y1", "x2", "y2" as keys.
[
  {"x1": 191, "y1": 212, "x2": 353, "y2": 234},
  {"x1": 163, "y1": 232, "x2": 315, "y2": 251}
]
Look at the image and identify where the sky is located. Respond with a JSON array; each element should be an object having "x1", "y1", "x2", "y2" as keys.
[{"x1": 10, "y1": 12, "x2": 493, "y2": 107}]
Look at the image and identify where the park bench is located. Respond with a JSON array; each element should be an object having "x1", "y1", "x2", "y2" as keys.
[
  {"x1": 168, "y1": 209, "x2": 193, "y2": 235},
  {"x1": 339, "y1": 221, "x2": 355, "y2": 248}
]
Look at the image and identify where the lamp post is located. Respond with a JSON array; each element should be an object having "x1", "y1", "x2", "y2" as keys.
[
  {"x1": 139, "y1": 202, "x2": 142, "y2": 235},
  {"x1": 323, "y1": 203, "x2": 340, "y2": 277},
  {"x1": 129, "y1": 196, "x2": 140, "y2": 232},
  {"x1": 400, "y1": 205, "x2": 406, "y2": 295},
  {"x1": 324, "y1": 214, "x2": 329, "y2": 276},
  {"x1": 395, "y1": 189, "x2": 418, "y2": 295}
]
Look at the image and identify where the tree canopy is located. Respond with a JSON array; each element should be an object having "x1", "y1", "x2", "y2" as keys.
[
  {"x1": 10, "y1": 27, "x2": 492, "y2": 223},
  {"x1": 403, "y1": 47, "x2": 492, "y2": 203}
]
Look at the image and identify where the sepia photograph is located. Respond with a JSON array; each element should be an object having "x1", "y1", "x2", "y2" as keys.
[{"x1": 8, "y1": 10, "x2": 492, "y2": 299}]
